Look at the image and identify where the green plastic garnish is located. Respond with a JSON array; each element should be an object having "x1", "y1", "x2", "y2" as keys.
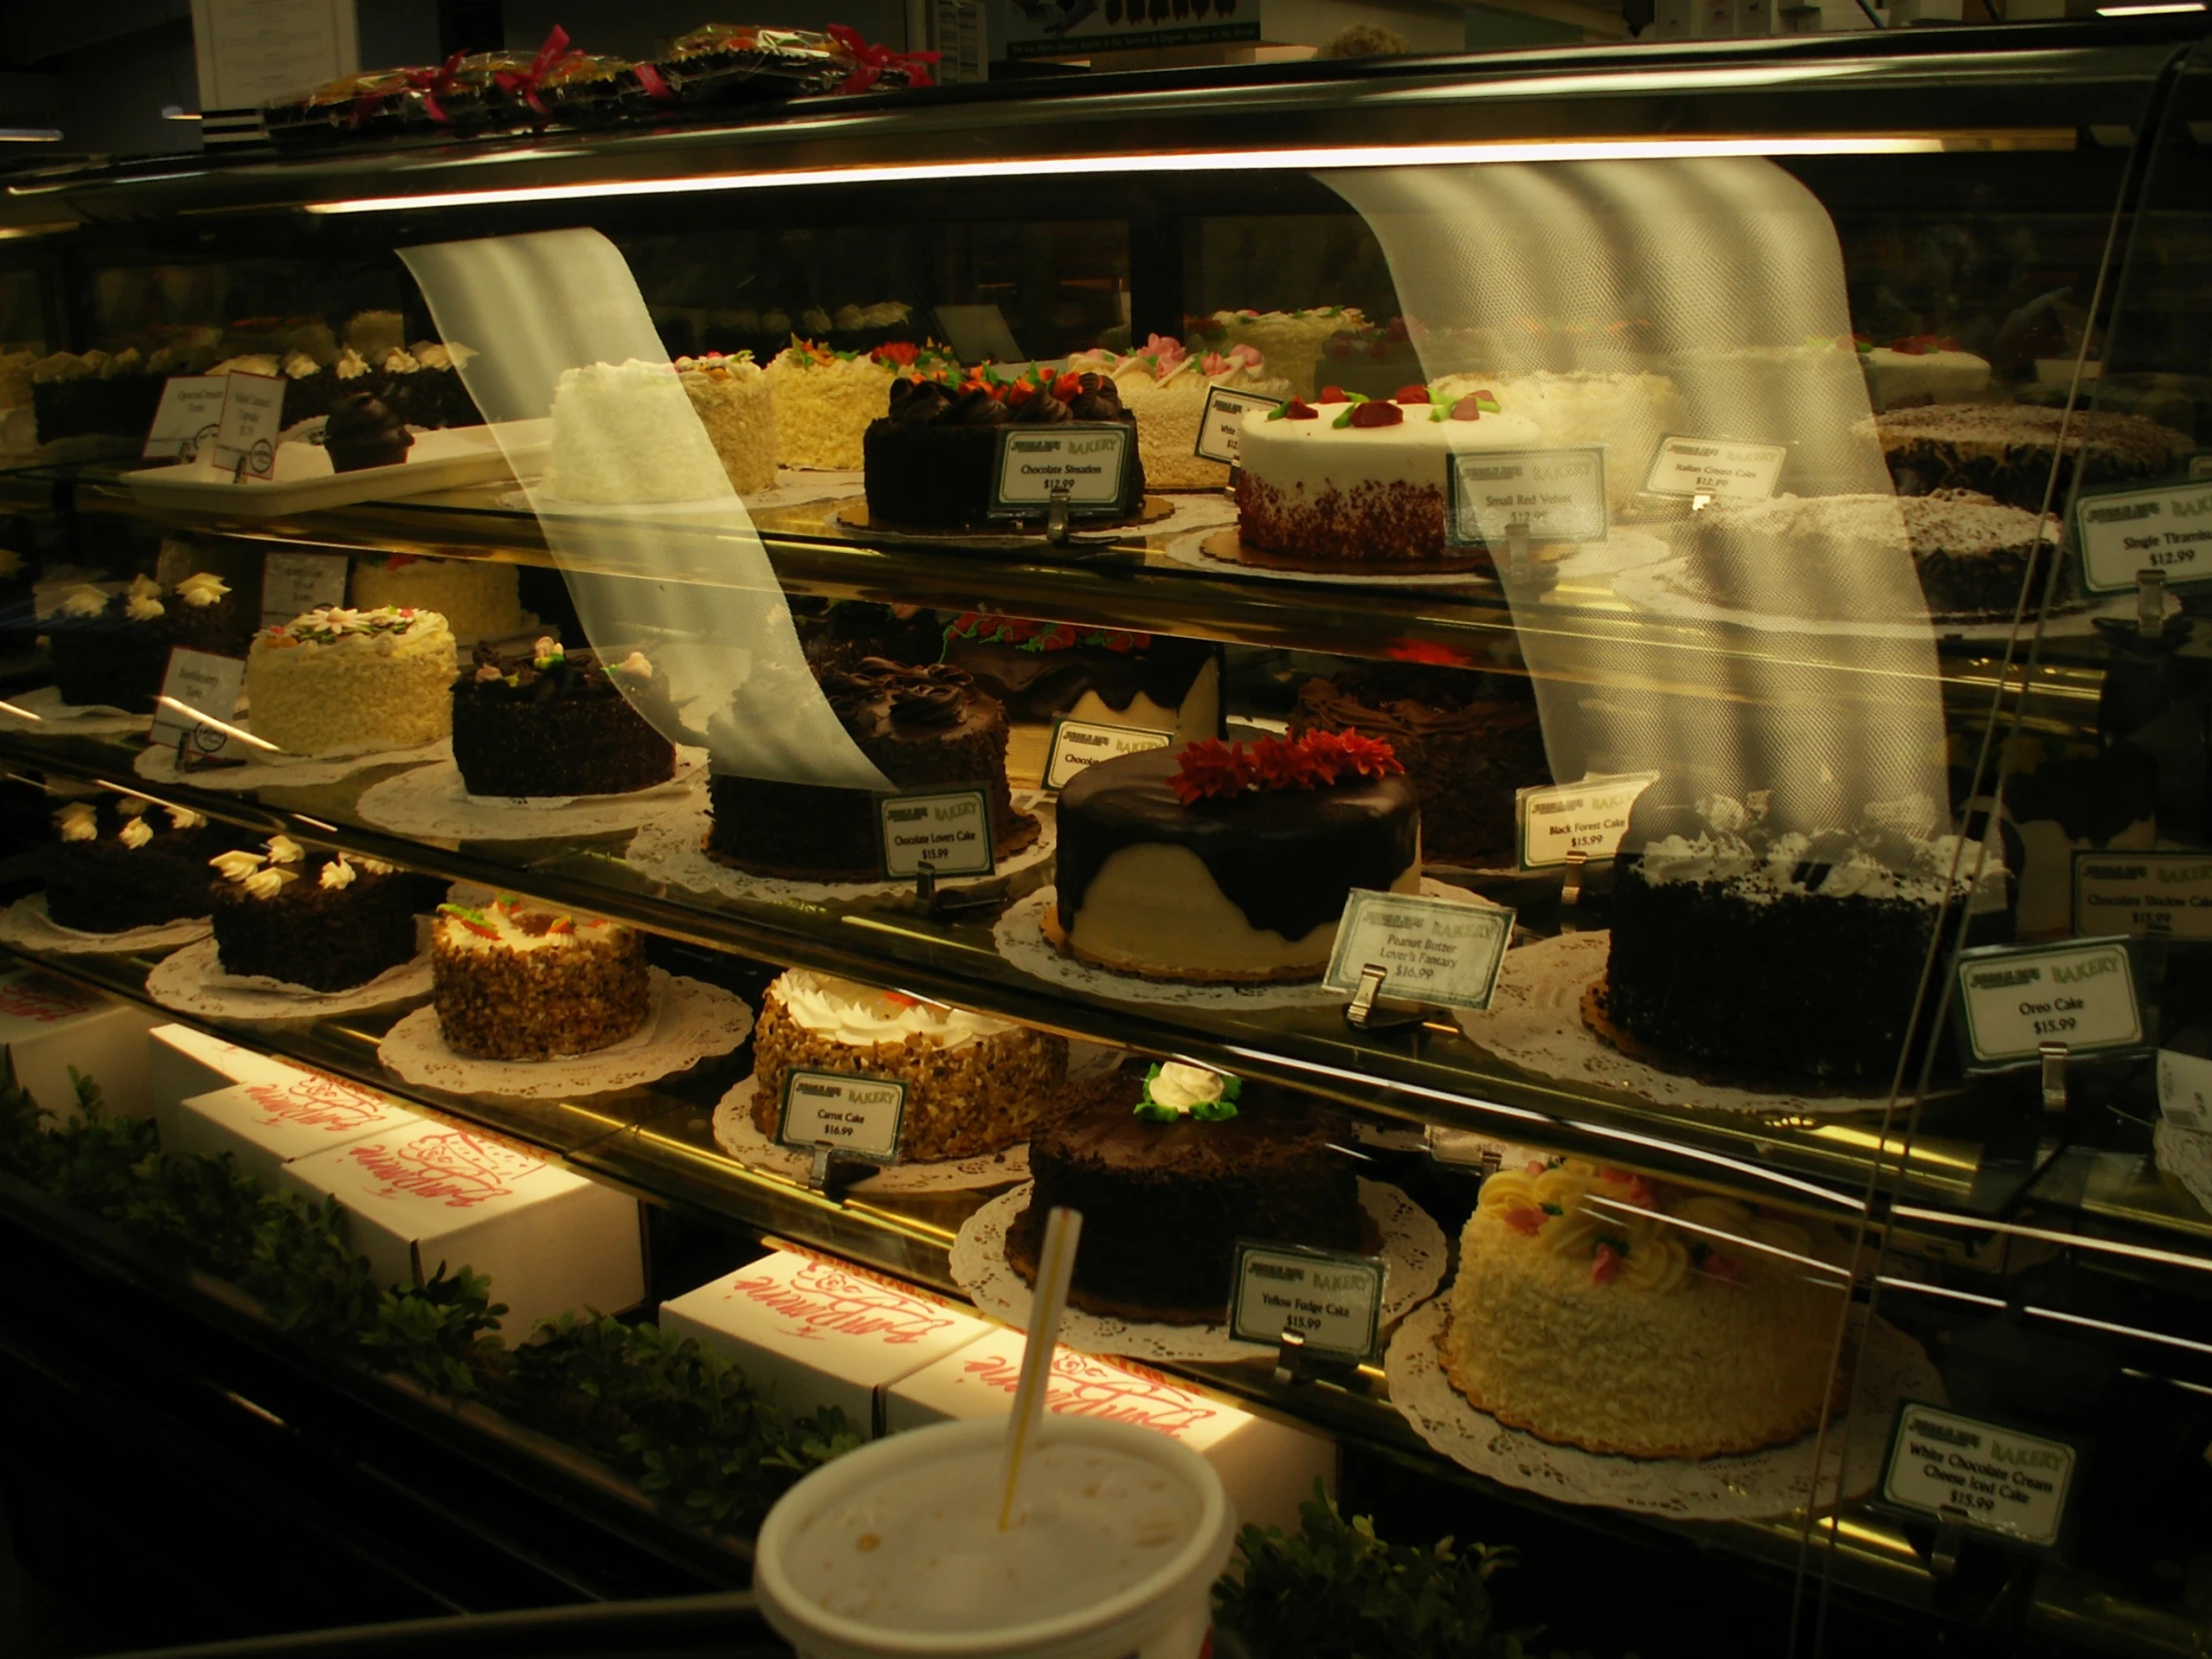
[
  {"x1": 437, "y1": 902, "x2": 490, "y2": 926},
  {"x1": 1133, "y1": 1061, "x2": 1243, "y2": 1123}
]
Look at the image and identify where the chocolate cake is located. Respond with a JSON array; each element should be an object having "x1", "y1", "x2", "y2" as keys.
[
  {"x1": 1008, "y1": 1065, "x2": 1364, "y2": 1323},
  {"x1": 46, "y1": 573, "x2": 253, "y2": 714},
  {"x1": 324, "y1": 392, "x2": 412, "y2": 472},
  {"x1": 209, "y1": 838, "x2": 434, "y2": 993},
  {"x1": 706, "y1": 657, "x2": 1036, "y2": 880},
  {"x1": 432, "y1": 897, "x2": 651, "y2": 1060},
  {"x1": 44, "y1": 799, "x2": 240, "y2": 933},
  {"x1": 861, "y1": 368, "x2": 1145, "y2": 529},
  {"x1": 1874, "y1": 402, "x2": 2192, "y2": 514},
  {"x1": 1604, "y1": 784, "x2": 2008, "y2": 1085},
  {"x1": 452, "y1": 637, "x2": 678, "y2": 799},
  {"x1": 1291, "y1": 663, "x2": 1548, "y2": 864}
]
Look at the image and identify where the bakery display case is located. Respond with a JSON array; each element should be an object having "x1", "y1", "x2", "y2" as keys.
[{"x1": 1, "y1": 18, "x2": 2210, "y2": 1657}]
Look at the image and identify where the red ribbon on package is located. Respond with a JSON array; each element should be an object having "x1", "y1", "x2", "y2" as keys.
[
  {"x1": 495, "y1": 25, "x2": 587, "y2": 120},
  {"x1": 351, "y1": 50, "x2": 465, "y2": 129},
  {"x1": 826, "y1": 24, "x2": 938, "y2": 92}
]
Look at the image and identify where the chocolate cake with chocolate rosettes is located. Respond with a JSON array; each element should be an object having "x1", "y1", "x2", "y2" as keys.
[
  {"x1": 209, "y1": 837, "x2": 434, "y2": 993},
  {"x1": 706, "y1": 657, "x2": 1036, "y2": 880},
  {"x1": 1873, "y1": 402, "x2": 2191, "y2": 513},
  {"x1": 44, "y1": 798, "x2": 241, "y2": 933},
  {"x1": 861, "y1": 367, "x2": 1146, "y2": 529},
  {"x1": 1008, "y1": 1063, "x2": 1363, "y2": 1323},
  {"x1": 451, "y1": 635, "x2": 678, "y2": 799}
]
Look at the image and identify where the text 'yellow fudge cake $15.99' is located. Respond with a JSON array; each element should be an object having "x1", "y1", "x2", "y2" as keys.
[{"x1": 245, "y1": 606, "x2": 455, "y2": 757}]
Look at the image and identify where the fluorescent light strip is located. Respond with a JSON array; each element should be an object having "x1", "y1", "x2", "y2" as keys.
[
  {"x1": 1890, "y1": 1202, "x2": 2212, "y2": 1275},
  {"x1": 1874, "y1": 1274, "x2": 2005, "y2": 1310},
  {"x1": 302, "y1": 135, "x2": 1943, "y2": 216},
  {"x1": 2095, "y1": 2, "x2": 2204, "y2": 13}
]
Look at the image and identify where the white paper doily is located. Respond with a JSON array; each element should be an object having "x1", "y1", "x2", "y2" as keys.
[
  {"x1": 744, "y1": 468, "x2": 864, "y2": 511},
  {"x1": 2154, "y1": 1117, "x2": 2212, "y2": 1217},
  {"x1": 1454, "y1": 931, "x2": 1894, "y2": 1118},
  {"x1": 950, "y1": 1178, "x2": 1447, "y2": 1364},
  {"x1": 135, "y1": 732, "x2": 453, "y2": 792},
  {"x1": 994, "y1": 879, "x2": 1485, "y2": 1012},
  {"x1": 146, "y1": 935, "x2": 433, "y2": 1021},
  {"x1": 1385, "y1": 1302, "x2": 1940, "y2": 1519},
  {"x1": 712, "y1": 1077, "x2": 1031, "y2": 1193},
  {"x1": 626, "y1": 801, "x2": 1055, "y2": 905},
  {"x1": 376, "y1": 969, "x2": 754, "y2": 1099},
  {"x1": 0, "y1": 893, "x2": 210, "y2": 954},
  {"x1": 0, "y1": 684, "x2": 150, "y2": 736},
  {"x1": 353, "y1": 750, "x2": 708, "y2": 840}
]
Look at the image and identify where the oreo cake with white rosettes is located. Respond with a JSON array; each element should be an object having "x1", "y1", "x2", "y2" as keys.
[
  {"x1": 209, "y1": 837, "x2": 434, "y2": 993},
  {"x1": 431, "y1": 895, "x2": 650, "y2": 1060},
  {"x1": 452, "y1": 636, "x2": 677, "y2": 799},
  {"x1": 45, "y1": 798, "x2": 242, "y2": 932},
  {"x1": 46, "y1": 572, "x2": 250, "y2": 714},
  {"x1": 1602, "y1": 786, "x2": 2008, "y2": 1085}
]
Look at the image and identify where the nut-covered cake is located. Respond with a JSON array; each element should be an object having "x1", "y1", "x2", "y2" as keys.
[
  {"x1": 748, "y1": 969, "x2": 1068, "y2": 1163},
  {"x1": 452, "y1": 636, "x2": 677, "y2": 799},
  {"x1": 246, "y1": 606, "x2": 455, "y2": 756},
  {"x1": 209, "y1": 837, "x2": 431, "y2": 993},
  {"x1": 46, "y1": 572, "x2": 251, "y2": 715},
  {"x1": 431, "y1": 895, "x2": 651, "y2": 1061},
  {"x1": 45, "y1": 798, "x2": 238, "y2": 933},
  {"x1": 1008, "y1": 1063, "x2": 1364, "y2": 1324}
]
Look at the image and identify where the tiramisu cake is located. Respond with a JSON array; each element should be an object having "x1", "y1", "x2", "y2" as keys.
[
  {"x1": 431, "y1": 895, "x2": 651, "y2": 1060},
  {"x1": 1874, "y1": 402, "x2": 2192, "y2": 513}
]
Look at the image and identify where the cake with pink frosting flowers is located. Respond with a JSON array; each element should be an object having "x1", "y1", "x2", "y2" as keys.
[{"x1": 1071, "y1": 335, "x2": 1291, "y2": 490}]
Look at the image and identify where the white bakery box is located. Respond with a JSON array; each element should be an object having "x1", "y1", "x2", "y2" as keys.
[
  {"x1": 150, "y1": 1022, "x2": 322, "y2": 1117},
  {"x1": 0, "y1": 965, "x2": 157, "y2": 1123},
  {"x1": 663, "y1": 1250, "x2": 1334, "y2": 1529}
]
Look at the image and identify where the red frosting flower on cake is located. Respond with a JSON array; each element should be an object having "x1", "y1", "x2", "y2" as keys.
[
  {"x1": 1170, "y1": 729, "x2": 1400, "y2": 804},
  {"x1": 1168, "y1": 739, "x2": 1254, "y2": 806},
  {"x1": 1590, "y1": 1244, "x2": 1624, "y2": 1285},
  {"x1": 1052, "y1": 371, "x2": 1084, "y2": 401},
  {"x1": 1250, "y1": 734, "x2": 1335, "y2": 791},
  {"x1": 1500, "y1": 1204, "x2": 1546, "y2": 1237},
  {"x1": 1384, "y1": 639, "x2": 1471, "y2": 667},
  {"x1": 873, "y1": 341, "x2": 920, "y2": 366},
  {"x1": 1281, "y1": 399, "x2": 1321, "y2": 421},
  {"x1": 1328, "y1": 730, "x2": 1405, "y2": 780},
  {"x1": 1347, "y1": 400, "x2": 1402, "y2": 428}
]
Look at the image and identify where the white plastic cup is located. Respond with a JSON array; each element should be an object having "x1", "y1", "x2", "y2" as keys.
[{"x1": 754, "y1": 1415, "x2": 1236, "y2": 1659}]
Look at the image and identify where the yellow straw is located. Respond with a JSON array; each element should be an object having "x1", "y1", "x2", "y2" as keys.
[{"x1": 998, "y1": 1204, "x2": 1082, "y2": 1531}]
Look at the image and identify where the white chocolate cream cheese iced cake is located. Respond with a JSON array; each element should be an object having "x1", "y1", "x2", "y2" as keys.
[
  {"x1": 545, "y1": 358, "x2": 732, "y2": 504},
  {"x1": 350, "y1": 555, "x2": 523, "y2": 645},
  {"x1": 1068, "y1": 335, "x2": 1291, "y2": 489},
  {"x1": 766, "y1": 341, "x2": 959, "y2": 471},
  {"x1": 1447, "y1": 1160, "x2": 1849, "y2": 1459},
  {"x1": 1432, "y1": 368, "x2": 1683, "y2": 517},
  {"x1": 1195, "y1": 306, "x2": 1367, "y2": 399},
  {"x1": 676, "y1": 351, "x2": 777, "y2": 494},
  {"x1": 245, "y1": 607, "x2": 455, "y2": 756},
  {"x1": 748, "y1": 969, "x2": 1068, "y2": 1162}
]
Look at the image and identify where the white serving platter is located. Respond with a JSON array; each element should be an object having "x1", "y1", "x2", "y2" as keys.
[{"x1": 123, "y1": 419, "x2": 550, "y2": 517}]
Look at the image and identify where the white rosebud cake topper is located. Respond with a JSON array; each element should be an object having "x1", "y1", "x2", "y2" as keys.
[{"x1": 1134, "y1": 1060, "x2": 1242, "y2": 1123}]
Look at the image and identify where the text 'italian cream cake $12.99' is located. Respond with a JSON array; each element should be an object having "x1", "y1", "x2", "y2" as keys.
[
  {"x1": 431, "y1": 896, "x2": 651, "y2": 1061},
  {"x1": 245, "y1": 606, "x2": 455, "y2": 757},
  {"x1": 1051, "y1": 731, "x2": 1420, "y2": 983}
]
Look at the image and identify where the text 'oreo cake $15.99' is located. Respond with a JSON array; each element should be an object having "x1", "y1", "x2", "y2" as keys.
[{"x1": 451, "y1": 635, "x2": 677, "y2": 800}]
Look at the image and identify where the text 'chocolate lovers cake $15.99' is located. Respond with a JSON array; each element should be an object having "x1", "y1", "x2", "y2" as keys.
[{"x1": 1052, "y1": 731, "x2": 1419, "y2": 983}]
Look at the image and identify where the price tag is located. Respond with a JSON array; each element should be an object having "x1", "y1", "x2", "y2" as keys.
[
  {"x1": 1881, "y1": 1401, "x2": 2079, "y2": 1551},
  {"x1": 776, "y1": 1070, "x2": 905, "y2": 1165},
  {"x1": 2158, "y1": 1047, "x2": 2212, "y2": 1131},
  {"x1": 876, "y1": 788, "x2": 996, "y2": 879},
  {"x1": 1446, "y1": 447, "x2": 1608, "y2": 548},
  {"x1": 147, "y1": 649, "x2": 247, "y2": 759},
  {"x1": 212, "y1": 371, "x2": 285, "y2": 480},
  {"x1": 1322, "y1": 888, "x2": 1514, "y2": 1013},
  {"x1": 1642, "y1": 433, "x2": 1788, "y2": 503},
  {"x1": 2071, "y1": 849, "x2": 2212, "y2": 942},
  {"x1": 1228, "y1": 1241, "x2": 1385, "y2": 1364},
  {"x1": 1042, "y1": 719, "x2": 1173, "y2": 792},
  {"x1": 260, "y1": 551, "x2": 350, "y2": 628},
  {"x1": 142, "y1": 375, "x2": 229, "y2": 461},
  {"x1": 1193, "y1": 385, "x2": 1284, "y2": 466},
  {"x1": 2073, "y1": 477, "x2": 2212, "y2": 594},
  {"x1": 1954, "y1": 937, "x2": 2145, "y2": 1070},
  {"x1": 1516, "y1": 772, "x2": 1661, "y2": 870},
  {"x1": 989, "y1": 425, "x2": 1131, "y2": 516}
]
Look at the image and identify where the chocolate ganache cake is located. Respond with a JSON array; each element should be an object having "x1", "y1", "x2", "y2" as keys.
[
  {"x1": 706, "y1": 658, "x2": 1036, "y2": 881},
  {"x1": 209, "y1": 837, "x2": 433, "y2": 993},
  {"x1": 45, "y1": 798, "x2": 241, "y2": 933},
  {"x1": 1053, "y1": 732, "x2": 1420, "y2": 982},
  {"x1": 1603, "y1": 784, "x2": 2008, "y2": 1085},
  {"x1": 862, "y1": 367, "x2": 1146, "y2": 529},
  {"x1": 1008, "y1": 1062, "x2": 1364, "y2": 1323},
  {"x1": 452, "y1": 635, "x2": 678, "y2": 800}
]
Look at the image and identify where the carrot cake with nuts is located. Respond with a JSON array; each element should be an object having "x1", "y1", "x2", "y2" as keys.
[{"x1": 432, "y1": 895, "x2": 650, "y2": 1060}]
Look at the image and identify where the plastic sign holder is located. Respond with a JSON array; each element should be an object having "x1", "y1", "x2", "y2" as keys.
[
  {"x1": 1953, "y1": 937, "x2": 2148, "y2": 1111},
  {"x1": 1042, "y1": 718, "x2": 1173, "y2": 792},
  {"x1": 989, "y1": 424, "x2": 1133, "y2": 539},
  {"x1": 2070, "y1": 849, "x2": 2212, "y2": 943},
  {"x1": 1228, "y1": 1239, "x2": 1385, "y2": 1384},
  {"x1": 148, "y1": 649, "x2": 249, "y2": 764},
  {"x1": 2072, "y1": 476, "x2": 2212, "y2": 596},
  {"x1": 777, "y1": 1070, "x2": 906, "y2": 1195},
  {"x1": 876, "y1": 788, "x2": 995, "y2": 882},
  {"x1": 212, "y1": 370, "x2": 285, "y2": 480},
  {"x1": 142, "y1": 375, "x2": 229, "y2": 461},
  {"x1": 261, "y1": 551, "x2": 349, "y2": 628},
  {"x1": 1642, "y1": 433, "x2": 1788, "y2": 504},
  {"x1": 1325, "y1": 888, "x2": 1514, "y2": 1028},
  {"x1": 1516, "y1": 773, "x2": 1660, "y2": 922},
  {"x1": 1444, "y1": 447, "x2": 1608, "y2": 557},
  {"x1": 1880, "y1": 1400, "x2": 2082, "y2": 1572},
  {"x1": 1193, "y1": 384, "x2": 1283, "y2": 471}
]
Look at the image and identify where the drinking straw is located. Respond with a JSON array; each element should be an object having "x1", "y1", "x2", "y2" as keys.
[{"x1": 998, "y1": 1204, "x2": 1082, "y2": 1531}]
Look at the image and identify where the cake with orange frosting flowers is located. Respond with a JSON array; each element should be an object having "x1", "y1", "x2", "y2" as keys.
[
  {"x1": 1069, "y1": 334, "x2": 1291, "y2": 489},
  {"x1": 431, "y1": 894, "x2": 650, "y2": 1059},
  {"x1": 1445, "y1": 1158, "x2": 1850, "y2": 1458}
]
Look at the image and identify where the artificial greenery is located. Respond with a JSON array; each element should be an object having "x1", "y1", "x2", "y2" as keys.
[{"x1": 0, "y1": 1062, "x2": 854, "y2": 1533}]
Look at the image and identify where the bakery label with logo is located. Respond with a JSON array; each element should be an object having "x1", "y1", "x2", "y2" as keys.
[
  {"x1": 989, "y1": 425, "x2": 1131, "y2": 516},
  {"x1": 1881, "y1": 1401, "x2": 2079, "y2": 1550},
  {"x1": 261, "y1": 551, "x2": 350, "y2": 629},
  {"x1": 1517, "y1": 772, "x2": 1662, "y2": 869},
  {"x1": 1194, "y1": 385, "x2": 1287, "y2": 467},
  {"x1": 212, "y1": 369, "x2": 285, "y2": 480},
  {"x1": 1642, "y1": 434, "x2": 1789, "y2": 503},
  {"x1": 1446, "y1": 447, "x2": 1608, "y2": 548},
  {"x1": 2072, "y1": 850, "x2": 2212, "y2": 942},
  {"x1": 143, "y1": 375, "x2": 230, "y2": 461},
  {"x1": 2074, "y1": 478, "x2": 2212, "y2": 594},
  {"x1": 1043, "y1": 719, "x2": 1174, "y2": 792},
  {"x1": 148, "y1": 649, "x2": 247, "y2": 759},
  {"x1": 778, "y1": 1070, "x2": 906, "y2": 1164},
  {"x1": 1954, "y1": 937, "x2": 2146, "y2": 1070},
  {"x1": 1323, "y1": 888, "x2": 1514, "y2": 1014},
  {"x1": 1229, "y1": 1241, "x2": 1385, "y2": 1364},
  {"x1": 876, "y1": 788, "x2": 995, "y2": 879}
]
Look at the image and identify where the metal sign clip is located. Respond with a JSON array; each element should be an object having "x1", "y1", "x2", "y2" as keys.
[
  {"x1": 2040, "y1": 1041, "x2": 2070, "y2": 1114},
  {"x1": 2136, "y1": 567, "x2": 2167, "y2": 636},
  {"x1": 1343, "y1": 963, "x2": 1436, "y2": 1033},
  {"x1": 1045, "y1": 480, "x2": 1073, "y2": 545}
]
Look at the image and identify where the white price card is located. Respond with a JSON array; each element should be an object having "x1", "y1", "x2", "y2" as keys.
[
  {"x1": 2158, "y1": 1048, "x2": 2212, "y2": 1132},
  {"x1": 1446, "y1": 447, "x2": 1608, "y2": 549},
  {"x1": 1642, "y1": 434, "x2": 1788, "y2": 503},
  {"x1": 142, "y1": 375, "x2": 230, "y2": 461},
  {"x1": 990, "y1": 425, "x2": 1131, "y2": 515},
  {"x1": 777, "y1": 1070, "x2": 906, "y2": 1164},
  {"x1": 1516, "y1": 772, "x2": 1661, "y2": 870},
  {"x1": 1043, "y1": 719, "x2": 1173, "y2": 792},
  {"x1": 1322, "y1": 888, "x2": 1514, "y2": 1014},
  {"x1": 147, "y1": 649, "x2": 247, "y2": 759},
  {"x1": 1229, "y1": 1241, "x2": 1385, "y2": 1363},
  {"x1": 1193, "y1": 385, "x2": 1285, "y2": 467},
  {"x1": 212, "y1": 371, "x2": 285, "y2": 480},
  {"x1": 261, "y1": 551, "x2": 350, "y2": 628},
  {"x1": 2073, "y1": 477, "x2": 2212, "y2": 594},
  {"x1": 2071, "y1": 849, "x2": 2212, "y2": 942},
  {"x1": 876, "y1": 788, "x2": 996, "y2": 879},
  {"x1": 1954, "y1": 937, "x2": 2145, "y2": 1070},
  {"x1": 1882, "y1": 1402, "x2": 2078, "y2": 1550}
]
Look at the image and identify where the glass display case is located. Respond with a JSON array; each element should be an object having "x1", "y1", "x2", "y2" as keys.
[{"x1": 1, "y1": 19, "x2": 2209, "y2": 1656}]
